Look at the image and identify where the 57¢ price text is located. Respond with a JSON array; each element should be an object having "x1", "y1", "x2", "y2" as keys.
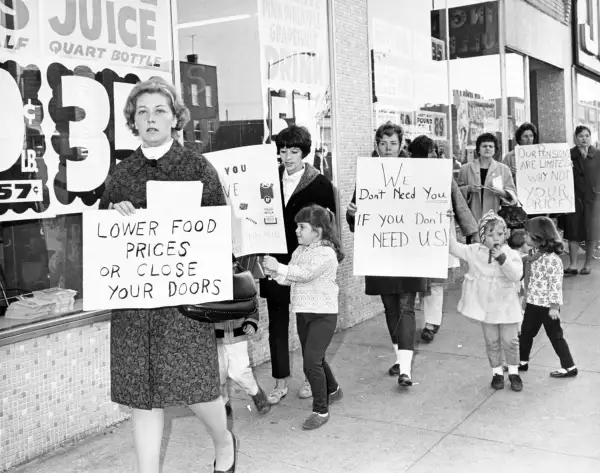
[{"x1": 0, "y1": 180, "x2": 43, "y2": 203}]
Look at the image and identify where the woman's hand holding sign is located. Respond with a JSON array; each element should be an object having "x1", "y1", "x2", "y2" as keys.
[
  {"x1": 109, "y1": 201, "x2": 136, "y2": 216},
  {"x1": 347, "y1": 202, "x2": 358, "y2": 217}
]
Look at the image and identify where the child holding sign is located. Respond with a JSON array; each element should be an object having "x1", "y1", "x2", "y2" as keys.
[
  {"x1": 449, "y1": 210, "x2": 525, "y2": 392},
  {"x1": 263, "y1": 205, "x2": 343, "y2": 430}
]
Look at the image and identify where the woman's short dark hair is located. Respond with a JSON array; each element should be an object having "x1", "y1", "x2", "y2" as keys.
[
  {"x1": 408, "y1": 135, "x2": 435, "y2": 158},
  {"x1": 574, "y1": 125, "x2": 591, "y2": 138},
  {"x1": 475, "y1": 133, "x2": 499, "y2": 155},
  {"x1": 276, "y1": 125, "x2": 312, "y2": 158},
  {"x1": 124, "y1": 76, "x2": 189, "y2": 138},
  {"x1": 525, "y1": 216, "x2": 564, "y2": 255},
  {"x1": 515, "y1": 122, "x2": 538, "y2": 144},
  {"x1": 375, "y1": 121, "x2": 404, "y2": 144}
]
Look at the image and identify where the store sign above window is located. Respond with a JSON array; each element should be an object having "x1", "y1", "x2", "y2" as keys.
[{"x1": 576, "y1": 0, "x2": 600, "y2": 76}]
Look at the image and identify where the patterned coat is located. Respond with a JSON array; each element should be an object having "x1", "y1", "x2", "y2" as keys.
[{"x1": 99, "y1": 140, "x2": 225, "y2": 409}]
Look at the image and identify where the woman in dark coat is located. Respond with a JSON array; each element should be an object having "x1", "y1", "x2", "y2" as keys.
[
  {"x1": 346, "y1": 121, "x2": 426, "y2": 387},
  {"x1": 99, "y1": 78, "x2": 236, "y2": 473},
  {"x1": 407, "y1": 136, "x2": 478, "y2": 344},
  {"x1": 260, "y1": 125, "x2": 336, "y2": 404},
  {"x1": 562, "y1": 125, "x2": 600, "y2": 275}
]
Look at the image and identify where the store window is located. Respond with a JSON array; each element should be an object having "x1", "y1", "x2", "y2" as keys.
[
  {"x1": 368, "y1": 0, "x2": 504, "y2": 166},
  {"x1": 576, "y1": 73, "x2": 600, "y2": 147},
  {"x1": 0, "y1": 1, "x2": 173, "y2": 321},
  {"x1": 176, "y1": 0, "x2": 334, "y2": 181}
]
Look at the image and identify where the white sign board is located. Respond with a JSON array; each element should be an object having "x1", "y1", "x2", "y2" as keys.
[
  {"x1": 515, "y1": 143, "x2": 575, "y2": 215},
  {"x1": 353, "y1": 158, "x2": 452, "y2": 278},
  {"x1": 205, "y1": 145, "x2": 287, "y2": 257},
  {"x1": 83, "y1": 206, "x2": 233, "y2": 310}
]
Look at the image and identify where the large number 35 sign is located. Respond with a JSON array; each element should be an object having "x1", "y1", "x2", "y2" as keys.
[{"x1": 0, "y1": 60, "x2": 142, "y2": 217}]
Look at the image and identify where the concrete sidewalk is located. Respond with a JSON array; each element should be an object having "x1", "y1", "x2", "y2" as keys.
[{"x1": 10, "y1": 259, "x2": 600, "y2": 473}]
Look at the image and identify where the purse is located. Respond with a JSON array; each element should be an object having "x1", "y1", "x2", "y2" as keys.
[
  {"x1": 179, "y1": 260, "x2": 258, "y2": 323},
  {"x1": 498, "y1": 200, "x2": 528, "y2": 229}
]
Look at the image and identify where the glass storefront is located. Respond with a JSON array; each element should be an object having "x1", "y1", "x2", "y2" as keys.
[
  {"x1": 176, "y1": 0, "x2": 334, "y2": 181},
  {"x1": 368, "y1": 0, "x2": 508, "y2": 164},
  {"x1": 575, "y1": 73, "x2": 600, "y2": 147}
]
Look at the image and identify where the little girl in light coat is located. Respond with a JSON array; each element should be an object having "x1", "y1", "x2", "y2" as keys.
[{"x1": 449, "y1": 210, "x2": 524, "y2": 392}]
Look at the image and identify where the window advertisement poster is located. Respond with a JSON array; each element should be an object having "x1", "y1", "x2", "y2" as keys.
[
  {"x1": 352, "y1": 157, "x2": 452, "y2": 278},
  {"x1": 0, "y1": 0, "x2": 173, "y2": 222},
  {"x1": 257, "y1": 0, "x2": 333, "y2": 180},
  {"x1": 205, "y1": 145, "x2": 287, "y2": 257}
]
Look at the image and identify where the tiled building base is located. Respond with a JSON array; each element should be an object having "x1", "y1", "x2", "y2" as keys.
[{"x1": 0, "y1": 322, "x2": 129, "y2": 472}]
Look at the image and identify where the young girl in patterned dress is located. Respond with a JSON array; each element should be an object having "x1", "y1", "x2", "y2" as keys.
[
  {"x1": 518, "y1": 217, "x2": 578, "y2": 378},
  {"x1": 263, "y1": 205, "x2": 343, "y2": 430}
]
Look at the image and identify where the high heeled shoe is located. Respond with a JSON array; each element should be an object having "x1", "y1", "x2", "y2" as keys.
[{"x1": 214, "y1": 430, "x2": 238, "y2": 473}]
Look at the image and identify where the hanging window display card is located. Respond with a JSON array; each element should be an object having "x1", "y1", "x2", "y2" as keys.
[
  {"x1": 353, "y1": 158, "x2": 452, "y2": 278},
  {"x1": 83, "y1": 206, "x2": 233, "y2": 310},
  {"x1": 515, "y1": 143, "x2": 575, "y2": 215},
  {"x1": 205, "y1": 145, "x2": 287, "y2": 257}
]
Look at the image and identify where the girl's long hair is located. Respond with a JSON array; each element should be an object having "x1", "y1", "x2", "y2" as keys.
[
  {"x1": 294, "y1": 205, "x2": 344, "y2": 262},
  {"x1": 525, "y1": 217, "x2": 564, "y2": 255}
]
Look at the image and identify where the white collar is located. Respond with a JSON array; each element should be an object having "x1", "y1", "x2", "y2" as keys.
[
  {"x1": 141, "y1": 139, "x2": 174, "y2": 160},
  {"x1": 283, "y1": 165, "x2": 305, "y2": 181}
]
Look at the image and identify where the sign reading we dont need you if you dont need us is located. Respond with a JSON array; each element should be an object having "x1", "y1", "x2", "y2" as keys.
[
  {"x1": 82, "y1": 206, "x2": 233, "y2": 311},
  {"x1": 353, "y1": 158, "x2": 452, "y2": 278}
]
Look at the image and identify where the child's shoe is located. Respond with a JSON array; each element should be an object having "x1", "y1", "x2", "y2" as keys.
[
  {"x1": 251, "y1": 387, "x2": 271, "y2": 415},
  {"x1": 398, "y1": 373, "x2": 413, "y2": 387},
  {"x1": 298, "y1": 379, "x2": 313, "y2": 399},
  {"x1": 267, "y1": 384, "x2": 288, "y2": 404},
  {"x1": 388, "y1": 363, "x2": 400, "y2": 376},
  {"x1": 509, "y1": 374, "x2": 523, "y2": 392},
  {"x1": 550, "y1": 367, "x2": 578, "y2": 378},
  {"x1": 518, "y1": 362, "x2": 529, "y2": 372},
  {"x1": 491, "y1": 374, "x2": 504, "y2": 390},
  {"x1": 328, "y1": 386, "x2": 343, "y2": 405},
  {"x1": 302, "y1": 412, "x2": 329, "y2": 430}
]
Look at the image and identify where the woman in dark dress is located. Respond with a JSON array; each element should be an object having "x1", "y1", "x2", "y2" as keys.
[
  {"x1": 346, "y1": 122, "x2": 426, "y2": 387},
  {"x1": 99, "y1": 78, "x2": 236, "y2": 473},
  {"x1": 260, "y1": 125, "x2": 336, "y2": 405},
  {"x1": 562, "y1": 125, "x2": 600, "y2": 275}
]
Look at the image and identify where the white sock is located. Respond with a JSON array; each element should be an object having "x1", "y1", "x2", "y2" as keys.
[
  {"x1": 492, "y1": 366, "x2": 503, "y2": 376},
  {"x1": 394, "y1": 344, "x2": 401, "y2": 364},
  {"x1": 520, "y1": 361, "x2": 528, "y2": 366},
  {"x1": 315, "y1": 412, "x2": 329, "y2": 417},
  {"x1": 507, "y1": 365, "x2": 518, "y2": 375},
  {"x1": 398, "y1": 350, "x2": 413, "y2": 377}
]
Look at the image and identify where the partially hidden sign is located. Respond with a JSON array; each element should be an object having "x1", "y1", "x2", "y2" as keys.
[
  {"x1": 82, "y1": 206, "x2": 233, "y2": 311},
  {"x1": 353, "y1": 158, "x2": 452, "y2": 278},
  {"x1": 515, "y1": 143, "x2": 575, "y2": 215},
  {"x1": 205, "y1": 145, "x2": 287, "y2": 257}
]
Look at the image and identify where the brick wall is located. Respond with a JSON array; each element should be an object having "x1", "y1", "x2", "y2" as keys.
[
  {"x1": 247, "y1": 0, "x2": 384, "y2": 368},
  {"x1": 523, "y1": 0, "x2": 572, "y2": 25}
]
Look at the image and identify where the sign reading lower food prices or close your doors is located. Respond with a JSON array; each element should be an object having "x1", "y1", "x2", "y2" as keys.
[
  {"x1": 82, "y1": 206, "x2": 234, "y2": 311},
  {"x1": 205, "y1": 145, "x2": 287, "y2": 257},
  {"x1": 0, "y1": 0, "x2": 173, "y2": 222},
  {"x1": 353, "y1": 158, "x2": 453, "y2": 278}
]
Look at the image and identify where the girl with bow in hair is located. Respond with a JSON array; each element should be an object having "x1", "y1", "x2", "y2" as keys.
[{"x1": 448, "y1": 210, "x2": 525, "y2": 392}]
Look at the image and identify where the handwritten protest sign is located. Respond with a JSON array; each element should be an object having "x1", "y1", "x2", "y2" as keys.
[
  {"x1": 82, "y1": 206, "x2": 233, "y2": 311},
  {"x1": 205, "y1": 145, "x2": 287, "y2": 257},
  {"x1": 353, "y1": 158, "x2": 452, "y2": 278},
  {"x1": 515, "y1": 143, "x2": 575, "y2": 215}
]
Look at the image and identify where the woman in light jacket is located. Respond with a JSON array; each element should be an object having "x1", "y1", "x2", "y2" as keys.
[{"x1": 458, "y1": 133, "x2": 517, "y2": 233}]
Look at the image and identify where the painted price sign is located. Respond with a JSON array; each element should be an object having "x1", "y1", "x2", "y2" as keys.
[{"x1": 0, "y1": 180, "x2": 43, "y2": 203}]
